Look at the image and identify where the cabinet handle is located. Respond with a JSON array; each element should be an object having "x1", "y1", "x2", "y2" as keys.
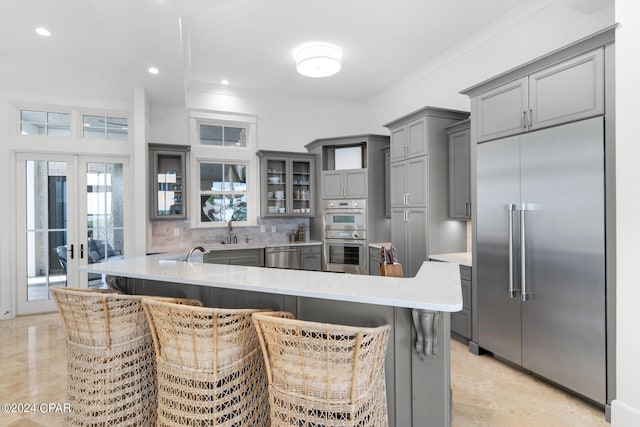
[
  {"x1": 522, "y1": 111, "x2": 527, "y2": 129},
  {"x1": 529, "y1": 108, "x2": 533, "y2": 129},
  {"x1": 406, "y1": 193, "x2": 410, "y2": 205}
]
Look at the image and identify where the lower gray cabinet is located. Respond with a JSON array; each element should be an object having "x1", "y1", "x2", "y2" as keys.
[
  {"x1": 204, "y1": 249, "x2": 265, "y2": 267},
  {"x1": 451, "y1": 265, "x2": 472, "y2": 339},
  {"x1": 300, "y1": 245, "x2": 321, "y2": 271},
  {"x1": 369, "y1": 246, "x2": 382, "y2": 276}
]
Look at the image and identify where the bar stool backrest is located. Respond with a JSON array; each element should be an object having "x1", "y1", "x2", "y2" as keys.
[
  {"x1": 252, "y1": 312, "x2": 390, "y2": 405},
  {"x1": 51, "y1": 287, "x2": 148, "y2": 349},
  {"x1": 142, "y1": 298, "x2": 267, "y2": 370}
]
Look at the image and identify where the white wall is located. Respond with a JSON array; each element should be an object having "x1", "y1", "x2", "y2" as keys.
[
  {"x1": 364, "y1": 0, "x2": 614, "y2": 131},
  {"x1": 612, "y1": 1, "x2": 640, "y2": 425}
]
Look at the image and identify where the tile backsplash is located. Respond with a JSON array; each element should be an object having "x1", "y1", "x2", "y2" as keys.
[{"x1": 150, "y1": 217, "x2": 311, "y2": 250}]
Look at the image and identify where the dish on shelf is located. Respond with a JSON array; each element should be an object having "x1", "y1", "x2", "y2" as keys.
[
  {"x1": 275, "y1": 191, "x2": 285, "y2": 199},
  {"x1": 268, "y1": 176, "x2": 280, "y2": 184}
]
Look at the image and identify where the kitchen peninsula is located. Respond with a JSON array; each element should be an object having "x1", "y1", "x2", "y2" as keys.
[{"x1": 81, "y1": 255, "x2": 462, "y2": 427}]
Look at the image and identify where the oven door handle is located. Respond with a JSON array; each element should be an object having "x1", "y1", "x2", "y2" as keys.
[{"x1": 324, "y1": 239, "x2": 366, "y2": 245}]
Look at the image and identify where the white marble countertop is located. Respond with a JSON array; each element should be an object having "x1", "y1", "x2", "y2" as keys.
[
  {"x1": 428, "y1": 252, "x2": 472, "y2": 267},
  {"x1": 80, "y1": 254, "x2": 462, "y2": 312}
]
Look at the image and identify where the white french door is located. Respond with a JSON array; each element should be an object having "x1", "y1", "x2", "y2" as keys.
[{"x1": 15, "y1": 153, "x2": 128, "y2": 315}]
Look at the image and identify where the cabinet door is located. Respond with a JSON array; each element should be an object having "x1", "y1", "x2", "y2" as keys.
[
  {"x1": 264, "y1": 157, "x2": 288, "y2": 216},
  {"x1": 406, "y1": 208, "x2": 427, "y2": 278},
  {"x1": 321, "y1": 171, "x2": 344, "y2": 199},
  {"x1": 390, "y1": 208, "x2": 408, "y2": 277},
  {"x1": 406, "y1": 117, "x2": 427, "y2": 158},
  {"x1": 300, "y1": 253, "x2": 321, "y2": 271},
  {"x1": 449, "y1": 129, "x2": 471, "y2": 219},
  {"x1": 390, "y1": 162, "x2": 407, "y2": 207},
  {"x1": 343, "y1": 170, "x2": 368, "y2": 198},
  {"x1": 150, "y1": 147, "x2": 187, "y2": 220},
  {"x1": 476, "y1": 77, "x2": 528, "y2": 142},
  {"x1": 390, "y1": 126, "x2": 406, "y2": 162},
  {"x1": 529, "y1": 49, "x2": 604, "y2": 131},
  {"x1": 292, "y1": 159, "x2": 314, "y2": 216},
  {"x1": 406, "y1": 156, "x2": 427, "y2": 207}
]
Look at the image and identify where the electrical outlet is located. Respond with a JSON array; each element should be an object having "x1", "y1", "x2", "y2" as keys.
[
  {"x1": 260, "y1": 226, "x2": 265, "y2": 233},
  {"x1": 271, "y1": 226, "x2": 277, "y2": 233},
  {"x1": 174, "y1": 228, "x2": 180, "y2": 236}
]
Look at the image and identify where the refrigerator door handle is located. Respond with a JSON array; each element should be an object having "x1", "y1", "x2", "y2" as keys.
[
  {"x1": 520, "y1": 204, "x2": 531, "y2": 301},
  {"x1": 507, "y1": 204, "x2": 518, "y2": 298}
]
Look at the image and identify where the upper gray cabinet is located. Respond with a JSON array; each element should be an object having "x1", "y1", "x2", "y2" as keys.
[
  {"x1": 321, "y1": 169, "x2": 367, "y2": 199},
  {"x1": 257, "y1": 150, "x2": 315, "y2": 217},
  {"x1": 390, "y1": 116, "x2": 428, "y2": 162},
  {"x1": 149, "y1": 143, "x2": 189, "y2": 220},
  {"x1": 474, "y1": 48, "x2": 604, "y2": 142},
  {"x1": 447, "y1": 120, "x2": 471, "y2": 219}
]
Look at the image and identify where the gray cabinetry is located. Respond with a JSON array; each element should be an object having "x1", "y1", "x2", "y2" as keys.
[
  {"x1": 300, "y1": 245, "x2": 321, "y2": 271},
  {"x1": 390, "y1": 116, "x2": 427, "y2": 162},
  {"x1": 390, "y1": 207, "x2": 427, "y2": 278},
  {"x1": 204, "y1": 248, "x2": 265, "y2": 267},
  {"x1": 149, "y1": 144, "x2": 189, "y2": 220},
  {"x1": 390, "y1": 156, "x2": 427, "y2": 207},
  {"x1": 451, "y1": 265, "x2": 472, "y2": 339},
  {"x1": 385, "y1": 107, "x2": 469, "y2": 277},
  {"x1": 447, "y1": 120, "x2": 471, "y2": 219},
  {"x1": 257, "y1": 151, "x2": 315, "y2": 217},
  {"x1": 475, "y1": 48, "x2": 604, "y2": 142},
  {"x1": 369, "y1": 246, "x2": 382, "y2": 276},
  {"x1": 321, "y1": 169, "x2": 367, "y2": 199}
]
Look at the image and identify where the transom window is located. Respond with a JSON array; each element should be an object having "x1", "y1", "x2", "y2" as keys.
[
  {"x1": 20, "y1": 110, "x2": 71, "y2": 136},
  {"x1": 83, "y1": 115, "x2": 128, "y2": 140},
  {"x1": 199, "y1": 162, "x2": 248, "y2": 223},
  {"x1": 199, "y1": 124, "x2": 247, "y2": 147}
]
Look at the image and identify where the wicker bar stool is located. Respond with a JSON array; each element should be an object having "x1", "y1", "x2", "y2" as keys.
[
  {"x1": 252, "y1": 312, "x2": 391, "y2": 427},
  {"x1": 141, "y1": 298, "x2": 271, "y2": 427},
  {"x1": 50, "y1": 287, "x2": 200, "y2": 426}
]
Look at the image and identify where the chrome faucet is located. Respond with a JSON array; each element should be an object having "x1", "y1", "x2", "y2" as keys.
[
  {"x1": 186, "y1": 246, "x2": 205, "y2": 261},
  {"x1": 227, "y1": 220, "x2": 234, "y2": 244}
]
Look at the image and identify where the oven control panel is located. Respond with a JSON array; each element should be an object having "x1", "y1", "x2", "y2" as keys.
[{"x1": 324, "y1": 230, "x2": 366, "y2": 240}]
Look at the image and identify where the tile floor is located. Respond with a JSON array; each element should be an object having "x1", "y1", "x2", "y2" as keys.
[{"x1": 0, "y1": 313, "x2": 610, "y2": 427}]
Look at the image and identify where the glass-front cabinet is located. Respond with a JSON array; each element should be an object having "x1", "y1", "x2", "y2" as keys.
[
  {"x1": 149, "y1": 144, "x2": 189, "y2": 220},
  {"x1": 257, "y1": 151, "x2": 315, "y2": 217}
]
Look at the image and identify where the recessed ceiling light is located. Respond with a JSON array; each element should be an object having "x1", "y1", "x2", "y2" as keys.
[
  {"x1": 35, "y1": 27, "x2": 51, "y2": 37},
  {"x1": 148, "y1": 67, "x2": 159, "y2": 75},
  {"x1": 293, "y1": 42, "x2": 342, "y2": 78},
  {"x1": 221, "y1": 79, "x2": 229, "y2": 85}
]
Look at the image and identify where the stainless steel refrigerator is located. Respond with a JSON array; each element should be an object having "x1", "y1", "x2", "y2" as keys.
[{"x1": 476, "y1": 117, "x2": 606, "y2": 404}]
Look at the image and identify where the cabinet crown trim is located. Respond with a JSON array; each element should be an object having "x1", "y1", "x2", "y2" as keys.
[
  {"x1": 383, "y1": 106, "x2": 469, "y2": 130},
  {"x1": 460, "y1": 25, "x2": 616, "y2": 97}
]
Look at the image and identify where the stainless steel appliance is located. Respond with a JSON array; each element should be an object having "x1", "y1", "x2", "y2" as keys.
[
  {"x1": 476, "y1": 117, "x2": 606, "y2": 404},
  {"x1": 265, "y1": 246, "x2": 301, "y2": 270},
  {"x1": 322, "y1": 199, "x2": 367, "y2": 274}
]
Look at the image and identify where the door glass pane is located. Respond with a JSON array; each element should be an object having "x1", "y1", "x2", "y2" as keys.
[
  {"x1": 25, "y1": 161, "x2": 67, "y2": 301},
  {"x1": 86, "y1": 162, "x2": 124, "y2": 288}
]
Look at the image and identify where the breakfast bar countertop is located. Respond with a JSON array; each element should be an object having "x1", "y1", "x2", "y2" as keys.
[{"x1": 80, "y1": 254, "x2": 462, "y2": 312}]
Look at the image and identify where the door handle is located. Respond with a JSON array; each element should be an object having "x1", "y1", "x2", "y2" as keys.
[
  {"x1": 68, "y1": 244, "x2": 74, "y2": 260},
  {"x1": 520, "y1": 204, "x2": 530, "y2": 301},
  {"x1": 507, "y1": 204, "x2": 517, "y2": 298},
  {"x1": 80, "y1": 243, "x2": 84, "y2": 259}
]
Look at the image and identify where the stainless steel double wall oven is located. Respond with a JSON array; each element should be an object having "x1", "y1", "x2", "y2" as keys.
[{"x1": 322, "y1": 199, "x2": 367, "y2": 274}]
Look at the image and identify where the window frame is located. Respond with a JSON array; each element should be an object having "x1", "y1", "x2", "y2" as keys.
[{"x1": 189, "y1": 111, "x2": 258, "y2": 228}]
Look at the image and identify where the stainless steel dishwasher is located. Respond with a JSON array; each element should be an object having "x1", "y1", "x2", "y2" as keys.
[{"x1": 265, "y1": 246, "x2": 300, "y2": 269}]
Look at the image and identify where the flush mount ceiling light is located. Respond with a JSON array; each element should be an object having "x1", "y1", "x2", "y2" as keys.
[
  {"x1": 148, "y1": 66, "x2": 159, "y2": 75},
  {"x1": 35, "y1": 27, "x2": 51, "y2": 37},
  {"x1": 293, "y1": 42, "x2": 342, "y2": 78}
]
